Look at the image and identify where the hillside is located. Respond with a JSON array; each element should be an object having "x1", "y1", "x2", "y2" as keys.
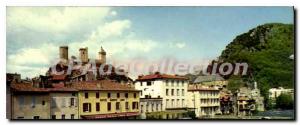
[{"x1": 219, "y1": 23, "x2": 294, "y2": 96}]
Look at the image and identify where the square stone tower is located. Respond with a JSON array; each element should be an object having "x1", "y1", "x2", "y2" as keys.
[{"x1": 79, "y1": 47, "x2": 88, "y2": 63}]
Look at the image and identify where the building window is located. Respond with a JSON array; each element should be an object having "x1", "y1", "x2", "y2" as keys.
[
  {"x1": 182, "y1": 99, "x2": 185, "y2": 107},
  {"x1": 182, "y1": 81, "x2": 184, "y2": 86},
  {"x1": 51, "y1": 98, "x2": 56, "y2": 108},
  {"x1": 171, "y1": 80, "x2": 174, "y2": 86},
  {"x1": 177, "y1": 80, "x2": 179, "y2": 86},
  {"x1": 166, "y1": 80, "x2": 169, "y2": 86},
  {"x1": 147, "y1": 81, "x2": 151, "y2": 86},
  {"x1": 141, "y1": 105, "x2": 144, "y2": 113},
  {"x1": 171, "y1": 99, "x2": 174, "y2": 107},
  {"x1": 171, "y1": 89, "x2": 174, "y2": 96},
  {"x1": 117, "y1": 93, "x2": 120, "y2": 98},
  {"x1": 182, "y1": 89, "x2": 184, "y2": 96},
  {"x1": 31, "y1": 97, "x2": 36, "y2": 108},
  {"x1": 96, "y1": 92, "x2": 100, "y2": 98},
  {"x1": 177, "y1": 89, "x2": 180, "y2": 96},
  {"x1": 84, "y1": 93, "x2": 88, "y2": 99},
  {"x1": 107, "y1": 102, "x2": 111, "y2": 111},
  {"x1": 42, "y1": 100, "x2": 45, "y2": 106},
  {"x1": 125, "y1": 93, "x2": 128, "y2": 98},
  {"x1": 70, "y1": 98, "x2": 75, "y2": 106},
  {"x1": 132, "y1": 102, "x2": 137, "y2": 109},
  {"x1": 125, "y1": 102, "x2": 129, "y2": 110},
  {"x1": 134, "y1": 93, "x2": 137, "y2": 98},
  {"x1": 83, "y1": 103, "x2": 91, "y2": 112},
  {"x1": 18, "y1": 96, "x2": 24, "y2": 109},
  {"x1": 116, "y1": 102, "x2": 120, "y2": 110},
  {"x1": 61, "y1": 114, "x2": 65, "y2": 119},
  {"x1": 96, "y1": 102, "x2": 100, "y2": 112},
  {"x1": 51, "y1": 115, "x2": 56, "y2": 119},
  {"x1": 108, "y1": 93, "x2": 111, "y2": 98},
  {"x1": 71, "y1": 114, "x2": 75, "y2": 119},
  {"x1": 72, "y1": 93, "x2": 76, "y2": 96},
  {"x1": 166, "y1": 99, "x2": 169, "y2": 108},
  {"x1": 140, "y1": 82, "x2": 143, "y2": 86},
  {"x1": 166, "y1": 89, "x2": 169, "y2": 96},
  {"x1": 33, "y1": 116, "x2": 40, "y2": 119},
  {"x1": 62, "y1": 98, "x2": 66, "y2": 107}
]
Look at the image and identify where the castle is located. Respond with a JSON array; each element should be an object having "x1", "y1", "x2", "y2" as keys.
[{"x1": 59, "y1": 46, "x2": 106, "y2": 64}]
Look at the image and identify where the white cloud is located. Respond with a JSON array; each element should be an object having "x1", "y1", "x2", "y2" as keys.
[
  {"x1": 7, "y1": 7, "x2": 111, "y2": 33},
  {"x1": 175, "y1": 42, "x2": 186, "y2": 48},
  {"x1": 110, "y1": 11, "x2": 117, "y2": 16}
]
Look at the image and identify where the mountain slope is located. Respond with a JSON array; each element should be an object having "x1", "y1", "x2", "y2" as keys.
[{"x1": 219, "y1": 23, "x2": 294, "y2": 91}]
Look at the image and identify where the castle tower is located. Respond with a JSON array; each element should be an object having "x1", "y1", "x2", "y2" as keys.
[
  {"x1": 79, "y1": 47, "x2": 88, "y2": 63},
  {"x1": 98, "y1": 46, "x2": 106, "y2": 64},
  {"x1": 59, "y1": 46, "x2": 68, "y2": 61}
]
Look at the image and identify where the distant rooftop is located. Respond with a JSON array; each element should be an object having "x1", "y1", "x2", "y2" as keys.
[{"x1": 193, "y1": 74, "x2": 225, "y2": 83}]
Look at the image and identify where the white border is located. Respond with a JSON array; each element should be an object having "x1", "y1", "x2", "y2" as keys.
[{"x1": 0, "y1": 0, "x2": 299, "y2": 125}]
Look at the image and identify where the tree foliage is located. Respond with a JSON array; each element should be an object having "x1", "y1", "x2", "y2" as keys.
[{"x1": 276, "y1": 93, "x2": 294, "y2": 109}]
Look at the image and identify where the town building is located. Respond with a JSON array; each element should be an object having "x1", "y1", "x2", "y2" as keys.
[
  {"x1": 193, "y1": 74, "x2": 227, "y2": 89},
  {"x1": 49, "y1": 83, "x2": 79, "y2": 119},
  {"x1": 269, "y1": 87, "x2": 294, "y2": 100},
  {"x1": 135, "y1": 72, "x2": 189, "y2": 110},
  {"x1": 71, "y1": 80, "x2": 140, "y2": 119},
  {"x1": 10, "y1": 83, "x2": 50, "y2": 119},
  {"x1": 139, "y1": 97, "x2": 163, "y2": 119},
  {"x1": 220, "y1": 90, "x2": 234, "y2": 115},
  {"x1": 187, "y1": 84, "x2": 221, "y2": 118}
]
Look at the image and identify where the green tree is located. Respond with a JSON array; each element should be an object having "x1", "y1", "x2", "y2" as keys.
[{"x1": 276, "y1": 93, "x2": 294, "y2": 109}]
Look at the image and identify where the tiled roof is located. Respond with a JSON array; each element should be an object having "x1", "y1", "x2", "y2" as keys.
[
  {"x1": 11, "y1": 83, "x2": 49, "y2": 92},
  {"x1": 188, "y1": 85, "x2": 219, "y2": 91},
  {"x1": 136, "y1": 74, "x2": 187, "y2": 81},
  {"x1": 51, "y1": 74, "x2": 67, "y2": 81},
  {"x1": 70, "y1": 80, "x2": 139, "y2": 91},
  {"x1": 49, "y1": 83, "x2": 78, "y2": 92},
  {"x1": 193, "y1": 74, "x2": 225, "y2": 83},
  {"x1": 11, "y1": 80, "x2": 138, "y2": 92}
]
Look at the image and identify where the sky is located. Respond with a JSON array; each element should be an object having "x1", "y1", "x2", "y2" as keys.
[{"x1": 6, "y1": 7, "x2": 294, "y2": 79}]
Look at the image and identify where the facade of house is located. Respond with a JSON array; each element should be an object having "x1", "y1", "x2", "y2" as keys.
[
  {"x1": 10, "y1": 83, "x2": 50, "y2": 119},
  {"x1": 71, "y1": 80, "x2": 140, "y2": 119},
  {"x1": 139, "y1": 98, "x2": 163, "y2": 119},
  {"x1": 135, "y1": 73, "x2": 189, "y2": 111},
  {"x1": 269, "y1": 87, "x2": 294, "y2": 100},
  {"x1": 187, "y1": 84, "x2": 221, "y2": 118},
  {"x1": 49, "y1": 83, "x2": 79, "y2": 119}
]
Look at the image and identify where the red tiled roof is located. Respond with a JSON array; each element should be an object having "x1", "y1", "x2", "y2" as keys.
[
  {"x1": 81, "y1": 112, "x2": 140, "y2": 119},
  {"x1": 51, "y1": 75, "x2": 67, "y2": 81},
  {"x1": 136, "y1": 74, "x2": 187, "y2": 81},
  {"x1": 49, "y1": 83, "x2": 78, "y2": 92},
  {"x1": 11, "y1": 83, "x2": 49, "y2": 92},
  {"x1": 188, "y1": 85, "x2": 219, "y2": 91},
  {"x1": 70, "y1": 80, "x2": 139, "y2": 91}
]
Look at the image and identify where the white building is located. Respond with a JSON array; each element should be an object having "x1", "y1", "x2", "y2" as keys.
[
  {"x1": 134, "y1": 73, "x2": 188, "y2": 111},
  {"x1": 187, "y1": 84, "x2": 221, "y2": 118},
  {"x1": 269, "y1": 87, "x2": 294, "y2": 100}
]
